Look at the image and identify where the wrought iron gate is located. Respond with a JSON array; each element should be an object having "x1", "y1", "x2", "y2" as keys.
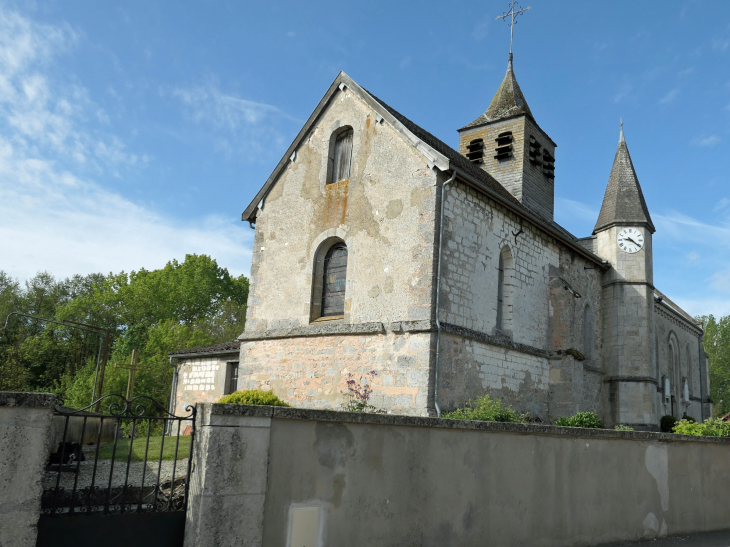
[{"x1": 37, "y1": 395, "x2": 195, "y2": 547}]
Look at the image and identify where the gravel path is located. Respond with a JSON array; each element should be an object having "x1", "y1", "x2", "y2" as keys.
[{"x1": 42, "y1": 456, "x2": 189, "y2": 491}]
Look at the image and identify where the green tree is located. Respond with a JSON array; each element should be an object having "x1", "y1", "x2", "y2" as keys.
[
  {"x1": 1, "y1": 255, "x2": 248, "y2": 409},
  {"x1": 699, "y1": 315, "x2": 730, "y2": 418}
]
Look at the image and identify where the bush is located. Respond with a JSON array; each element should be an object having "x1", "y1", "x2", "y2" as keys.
[
  {"x1": 614, "y1": 425, "x2": 634, "y2": 431},
  {"x1": 218, "y1": 390, "x2": 290, "y2": 407},
  {"x1": 443, "y1": 394, "x2": 527, "y2": 423},
  {"x1": 681, "y1": 414, "x2": 697, "y2": 423},
  {"x1": 554, "y1": 412, "x2": 604, "y2": 429},
  {"x1": 564, "y1": 348, "x2": 586, "y2": 361},
  {"x1": 660, "y1": 414, "x2": 677, "y2": 433},
  {"x1": 673, "y1": 417, "x2": 730, "y2": 437}
]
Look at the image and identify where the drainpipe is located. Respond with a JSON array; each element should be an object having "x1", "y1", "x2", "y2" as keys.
[
  {"x1": 434, "y1": 168, "x2": 458, "y2": 417},
  {"x1": 698, "y1": 327, "x2": 705, "y2": 422},
  {"x1": 167, "y1": 356, "x2": 178, "y2": 434}
]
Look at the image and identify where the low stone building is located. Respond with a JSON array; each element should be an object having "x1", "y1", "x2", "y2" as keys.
[
  {"x1": 169, "y1": 341, "x2": 240, "y2": 415},
  {"x1": 175, "y1": 55, "x2": 711, "y2": 430}
]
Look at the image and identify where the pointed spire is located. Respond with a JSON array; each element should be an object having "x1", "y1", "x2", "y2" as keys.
[
  {"x1": 462, "y1": 55, "x2": 533, "y2": 129},
  {"x1": 594, "y1": 124, "x2": 655, "y2": 234}
]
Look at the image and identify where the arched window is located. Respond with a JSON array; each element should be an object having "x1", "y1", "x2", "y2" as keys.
[
  {"x1": 322, "y1": 243, "x2": 348, "y2": 317},
  {"x1": 327, "y1": 127, "x2": 353, "y2": 184},
  {"x1": 668, "y1": 334, "x2": 680, "y2": 416},
  {"x1": 496, "y1": 246, "x2": 513, "y2": 333},
  {"x1": 685, "y1": 344, "x2": 693, "y2": 399},
  {"x1": 582, "y1": 305, "x2": 594, "y2": 360}
]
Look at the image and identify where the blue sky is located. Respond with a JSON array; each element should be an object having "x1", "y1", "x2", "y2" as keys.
[{"x1": 1, "y1": 1, "x2": 729, "y2": 317}]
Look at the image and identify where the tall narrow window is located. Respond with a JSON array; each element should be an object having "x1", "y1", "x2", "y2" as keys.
[
  {"x1": 582, "y1": 305, "x2": 594, "y2": 360},
  {"x1": 496, "y1": 245, "x2": 513, "y2": 333},
  {"x1": 332, "y1": 129, "x2": 353, "y2": 183},
  {"x1": 496, "y1": 253, "x2": 505, "y2": 330},
  {"x1": 224, "y1": 362, "x2": 239, "y2": 395},
  {"x1": 322, "y1": 243, "x2": 348, "y2": 317}
]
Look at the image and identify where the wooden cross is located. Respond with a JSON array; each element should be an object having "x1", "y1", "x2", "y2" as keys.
[
  {"x1": 496, "y1": 1, "x2": 531, "y2": 55},
  {"x1": 114, "y1": 349, "x2": 148, "y2": 400}
]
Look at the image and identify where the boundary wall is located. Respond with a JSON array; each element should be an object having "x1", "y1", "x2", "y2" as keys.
[
  {"x1": 0, "y1": 391, "x2": 56, "y2": 547},
  {"x1": 186, "y1": 404, "x2": 730, "y2": 547}
]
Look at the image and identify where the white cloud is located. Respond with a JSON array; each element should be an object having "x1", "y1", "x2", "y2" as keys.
[
  {"x1": 554, "y1": 197, "x2": 599, "y2": 223},
  {"x1": 658, "y1": 88, "x2": 679, "y2": 105},
  {"x1": 0, "y1": 155, "x2": 253, "y2": 280},
  {"x1": 692, "y1": 135, "x2": 721, "y2": 147},
  {"x1": 713, "y1": 37, "x2": 730, "y2": 54},
  {"x1": 471, "y1": 18, "x2": 489, "y2": 41},
  {"x1": 687, "y1": 251, "x2": 700, "y2": 261},
  {"x1": 167, "y1": 81, "x2": 300, "y2": 161},
  {"x1": 170, "y1": 82, "x2": 297, "y2": 130},
  {"x1": 613, "y1": 82, "x2": 633, "y2": 103},
  {"x1": 654, "y1": 211, "x2": 730, "y2": 246},
  {"x1": 0, "y1": 8, "x2": 253, "y2": 281},
  {"x1": 673, "y1": 297, "x2": 730, "y2": 319},
  {"x1": 713, "y1": 198, "x2": 730, "y2": 212}
]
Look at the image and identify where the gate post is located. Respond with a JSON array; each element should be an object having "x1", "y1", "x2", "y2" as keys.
[
  {"x1": 0, "y1": 391, "x2": 56, "y2": 547},
  {"x1": 185, "y1": 403, "x2": 273, "y2": 547}
]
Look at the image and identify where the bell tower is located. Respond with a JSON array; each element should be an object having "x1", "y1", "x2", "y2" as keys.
[
  {"x1": 458, "y1": 54, "x2": 557, "y2": 221},
  {"x1": 593, "y1": 123, "x2": 658, "y2": 429}
]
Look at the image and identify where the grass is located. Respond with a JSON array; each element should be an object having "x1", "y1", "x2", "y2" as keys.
[{"x1": 95, "y1": 435, "x2": 191, "y2": 462}]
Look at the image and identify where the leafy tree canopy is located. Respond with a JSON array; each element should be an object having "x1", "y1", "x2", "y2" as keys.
[
  {"x1": 0, "y1": 254, "x2": 248, "y2": 410},
  {"x1": 698, "y1": 314, "x2": 730, "y2": 418}
]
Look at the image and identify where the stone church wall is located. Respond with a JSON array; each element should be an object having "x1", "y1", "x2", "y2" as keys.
[
  {"x1": 238, "y1": 87, "x2": 444, "y2": 414},
  {"x1": 436, "y1": 179, "x2": 605, "y2": 421},
  {"x1": 439, "y1": 180, "x2": 557, "y2": 347},
  {"x1": 437, "y1": 332, "x2": 550, "y2": 417},
  {"x1": 239, "y1": 331, "x2": 433, "y2": 415},
  {"x1": 653, "y1": 304, "x2": 707, "y2": 421},
  {"x1": 244, "y1": 87, "x2": 439, "y2": 332}
]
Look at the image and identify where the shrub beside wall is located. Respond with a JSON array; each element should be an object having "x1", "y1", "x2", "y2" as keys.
[
  {"x1": 554, "y1": 412, "x2": 604, "y2": 429},
  {"x1": 218, "y1": 390, "x2": 290, "y2": 407},
  {"x1": 443, "y1": 395, "x2": 527, "y2": 423}
]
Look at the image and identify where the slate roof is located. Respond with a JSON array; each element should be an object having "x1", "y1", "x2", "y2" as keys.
[
  {"x1": 462, "y1": 55, "x2": 534, "y2": 130},
  {"x1": 169, "y1": 340, "x2": 240, "y2": 358},
  {"x1": 363, "y1": 89, "x2": 524, "y2": 209},
  {"x1": 594, "y1": 128, "x2": 655, "y2": 234},
  {"x1": 654, "y1": 289, "x2": 702, "y2": 330}
]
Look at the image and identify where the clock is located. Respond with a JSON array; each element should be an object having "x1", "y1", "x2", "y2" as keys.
[{"x1": 617, "y1": 228, "x2": 644, "y2": 254}]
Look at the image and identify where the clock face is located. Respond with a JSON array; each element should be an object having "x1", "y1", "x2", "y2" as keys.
[{"x1": 617, "y1": 228, "x2": 644, "y2": 254}]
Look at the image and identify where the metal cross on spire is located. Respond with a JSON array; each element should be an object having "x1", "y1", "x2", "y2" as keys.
[{"x1": 497, "y1": 1, "x2": 531, "y2": 56}]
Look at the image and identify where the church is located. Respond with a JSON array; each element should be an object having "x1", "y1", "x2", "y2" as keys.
[{"x1": 171, "y1": 53, "x2": 711, "y2": 431}]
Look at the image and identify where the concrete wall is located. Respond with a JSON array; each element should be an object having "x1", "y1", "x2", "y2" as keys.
[
  {"x1": 0, "y1": 391, "x2": 56, "y2": 547},
  {"x1": 49, "y1": 409, "x2": 117, "y2": 448},
  {"x1": 186, "y1": 404, "x2": 730, "y2": 547}
]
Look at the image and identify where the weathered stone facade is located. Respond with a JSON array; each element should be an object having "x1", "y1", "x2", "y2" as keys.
[{"x1": 174, "y1": 62, "x2": 709, "y2": 430}]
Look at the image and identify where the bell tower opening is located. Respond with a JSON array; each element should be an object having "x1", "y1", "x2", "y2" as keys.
[{"x1": 458, "y1": 54, "x2": 556, "y2": 221}]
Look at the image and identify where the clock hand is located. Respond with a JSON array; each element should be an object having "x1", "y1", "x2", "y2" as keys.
[{"x1": 625, "y1": 237, "x2": 640, "y2": 246}]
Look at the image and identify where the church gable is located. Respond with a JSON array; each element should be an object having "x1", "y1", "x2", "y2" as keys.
[{"x1": 243, "y1": 77, "x2": 443, "y2": 331}]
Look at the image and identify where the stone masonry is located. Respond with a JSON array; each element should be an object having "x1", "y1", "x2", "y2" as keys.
[{"x1": 172, "y1": 63, "x2": 709, "y2": 430}]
